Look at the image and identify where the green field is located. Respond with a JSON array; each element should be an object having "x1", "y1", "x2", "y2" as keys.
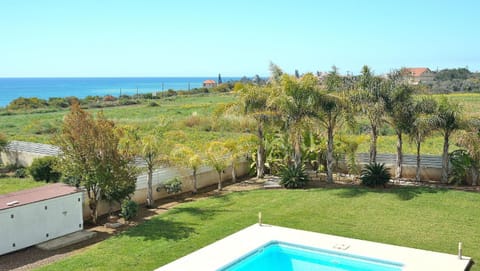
[
  {"x1": 1, "y1": 92, "x2": 480, "y2": 154},
  {"x1": 0, "y1": 177, "x2": 46, "y2": 194},
  {"x1": 37, "y1": 187, "x2": 479, "y2": 271}
]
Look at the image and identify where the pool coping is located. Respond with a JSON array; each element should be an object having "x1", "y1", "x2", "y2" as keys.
[{"x1": 155, "y1": 224, "x2": 472, "y2": 271}]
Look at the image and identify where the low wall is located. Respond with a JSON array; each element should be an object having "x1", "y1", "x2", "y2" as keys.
[
  {"x1": 0, "y1": 151, "x2": 49, "y2": 167},
  {"x1": 82, "y1": 160, "x2": 250, "y2": 220}
]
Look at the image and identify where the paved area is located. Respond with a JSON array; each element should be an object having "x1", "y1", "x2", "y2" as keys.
[
  {"x1": 36, "y1": 231, "x2": 97, "y2": 251},
  {"x1": 156, "y1": 224, "x2": 472, "y2": 271}
]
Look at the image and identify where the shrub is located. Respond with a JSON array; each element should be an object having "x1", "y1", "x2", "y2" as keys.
[
  {"x1": 103, "y1": 95, "x2": 117, "y2": 102},
  {"x1": 449, "y1": 149, "x2": 472, "y2": 185},
  {"x1": 29, "y1": 156, "x2": 61, "y2": 182},
  {"x1": 15, "y1": 167, "x2": 27, "y2": 178},
  {"x1": 163, "y1": 177, "x2": 182, "y2": 194},
  {"x1": 360, "y1": 162, "x2": 391, "y2": 187},
  {"x1": 148, "y1": 101, "x2": 159, "y2": 107},
  {"x1": 120, "y1": 199, "x2": 138, "y2": 221},
  {"x1": 279, "y1": 164, "x2": 309, "y2": 189}
]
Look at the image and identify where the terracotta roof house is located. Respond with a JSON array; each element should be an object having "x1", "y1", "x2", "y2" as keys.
[
  {"x1": 401, "y1": 67, "x2": 435, "y2": 85},
  {"x1": 203, "y1": 79, "x2": 217, "y2": 88}
]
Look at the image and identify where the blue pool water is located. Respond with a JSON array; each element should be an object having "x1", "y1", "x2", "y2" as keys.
[{"x1": 220, "y1": 242, "x2": 403, "y2": 271}]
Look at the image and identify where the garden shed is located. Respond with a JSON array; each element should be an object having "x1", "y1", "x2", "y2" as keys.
[{"x1": 0, "y1": 183, "x2": 83, "y2": 255}]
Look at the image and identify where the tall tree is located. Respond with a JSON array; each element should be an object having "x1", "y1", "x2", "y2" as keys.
[
  {"x1": 315, "y1": 67, "x2": 346, "y2": 183},
  {"x1": 218, "y1": 73, "x2": 223, "y2": 84},
  {"x1": 430, "y1": 97, "x2": 463, "y2": 183},
  {"x1": 235, "y1": 84, "x2": 273, "y2": 178},
  {"x1": 170, "y1": 144, "x2": 203, "y2": 193},
  {"x1": 384, "y1": 74, "x2": 414, "y2": 178},
  {"x1": 270, "y1": 73, "x2": 318, "y2": 167},
  {"x1": 353, "y1": 65, "x2": 387, "y2": 163},
  {"x1": 408, "y1": 98, "x2": 437, "y2": 181},
  {"x1": 56, "y1": 103, "x2": 137, "y2": 224}
]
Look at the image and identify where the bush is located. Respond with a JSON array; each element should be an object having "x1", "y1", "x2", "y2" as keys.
[
  {"x1": 279, "y1": 164, "x2": 309, "y2": 189},
  {"x1": 148, "y1": 101, "x2": 159, "y2": 107},
  {"x1": 15, "y1": 167, "x2": 27, "y2": 178},
  {"x1": 360, "y1": 162, "x2": 391, "y2": 187},
  {"x1": 29, "y1": 156, "x2": 61, "y2": 182},
  {"x1": 449, "y1": 149, "x2": 472, "y2": 185},
  {"x1": 163, "y1": 177, "x2": 182, "y2": 194},
  {"x1": 120, "y1": 199, "x2": 138, "y2": 221}
]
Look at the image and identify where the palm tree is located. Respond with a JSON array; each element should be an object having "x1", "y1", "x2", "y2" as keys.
[
  {"x1": 269, "y1": 73, "x2": 318, "y2": 168},
  {"x1": 430, "y1": 97, "x2": 463, "y2": 183},
  {"x1": 383, "y1": 76, "x2": 414, "y2": 178},
  {"x1": 170, "y1": 144, "x2": 203, "y2": 193},
  {"x1": 315, "y1": 68, "x2": 346, "y2": 183},
  {"x1": 352, "y1": 66, "x2": 387, "y2": 163},
  {"x1": 206, "y1": 141, "x2": 230, "y2": 191},
  {"x1": 235, "y1": 84, "x2": 272, "y2": 178},
  {"x1": 224, "y1": 136, "x2": 256, "y2": 182},
  {"x1": 409, "y1": 98, "x2": 437, "y2": 182},
  {"x1": 138, "y1": 134, "x2": 164, "y2": 207}
]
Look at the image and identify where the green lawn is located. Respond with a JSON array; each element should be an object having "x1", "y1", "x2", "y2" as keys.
[
  {"x1": 38, "y1": 188, "x2": 479, "y2": 271},
  {"x1": 0, "y1": 177, "x2": 46, "y2": 194}
]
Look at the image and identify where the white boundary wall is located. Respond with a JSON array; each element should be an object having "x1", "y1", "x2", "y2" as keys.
[{"x1": 82, "y1": 160, "x2": 250, "y2": 220}]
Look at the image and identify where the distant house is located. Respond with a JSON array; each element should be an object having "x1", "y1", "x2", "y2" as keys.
[
  {"x1": 401, "y1": 67, "x2": 435, "y2": 85},
  {"x1": 203, "y1": 79, "x2": 217, "y2": 88}
]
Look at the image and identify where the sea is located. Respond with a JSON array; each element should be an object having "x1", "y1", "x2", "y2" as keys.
[{"x1": 0, "y1": 77, "x2": 238, "y2": 107}]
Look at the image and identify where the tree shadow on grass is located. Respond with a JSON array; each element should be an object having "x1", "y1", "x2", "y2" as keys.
[
  {"x1": 124, "y1": 218, "x2": 196, "y2": 241},
  {"x1": 169, "y1": 206, "x2": 227, "y2": 220},
  {"x1": 335, "y1": 186, "x2": 446, "y2": 201}
]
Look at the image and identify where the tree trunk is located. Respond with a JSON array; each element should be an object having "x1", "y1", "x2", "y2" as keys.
[
  {"x1": 441, "y1": 132, "x2": 450, "y2": 184},
  {"x1": 369, "y1": 125, "x2": 377, "y2": 164},
  {"x1": 416, "y1": 141, "x2": 421, "y2": 182},
  {"x1": 326, "y1": 126, "x2": 334, "y2": 183},
  {"x1": 293, "y1": 132, "x2": 302, "y2": 168},
  {"x1": 146, "y1": 167, "x2": 153, "y2": 207},
  {"x1": 218, "y1": 172, "x2": 223, "y2": 191},
  {"x1": 192, "y1": 169, "x2": 198, "y2": 194},
  {"x1": 88, "y1": 187, "x2": 100, "y2": 224},
  {"x1": 256, "y1": 123, "x2": 265, "y2": 178},
  {"x1": 232, "y1": 162, "x2": 237, "y2": 182},
  {"x1": 395, "y1": 131, "x2": 403, "y2": 179},
  {"x1": 89, "y1": 199, "x2": 98, "y2": 224}
]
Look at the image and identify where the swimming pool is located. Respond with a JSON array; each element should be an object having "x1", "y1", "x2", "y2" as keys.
[
  {"x1": 155, "y1": 224, "x2": 471, "y2": 271},
  {"x1": 220, "y1": 241, "x2": 403, "y2": 271}
]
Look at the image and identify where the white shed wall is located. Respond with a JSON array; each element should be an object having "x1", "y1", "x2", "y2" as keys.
[{"x1": 0, "y1": 192, "x2": 83, "y2": 255}]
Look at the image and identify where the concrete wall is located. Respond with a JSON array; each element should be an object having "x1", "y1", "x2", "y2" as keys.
[
  {"x1": 82, "y1": 160, "x2": 250, "y2": 220},
  {"x1": 0, "y1": 192, "x2": 83, "y2": 255},
  {"x1": 0, "y1": 151, "x2": 49, "y2": 167}
]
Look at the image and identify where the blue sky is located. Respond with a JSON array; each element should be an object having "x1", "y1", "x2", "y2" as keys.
[{"x1": 1, "y1": 0, "x2": 479, "y2": 77}]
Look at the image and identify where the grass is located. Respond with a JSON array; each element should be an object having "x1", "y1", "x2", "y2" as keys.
[
  {"x1": 1, "y1": 92, "x2": 480, "y2": 153},
  {"x1": 0, "y1": 177, "x2": 46, "y2": 194},
  {"x1": 38, "y1": 187, "x2": 480, "y2": 271},
  {"x1": 0, "y1": 93, "x2": 241, "y2": 146}
]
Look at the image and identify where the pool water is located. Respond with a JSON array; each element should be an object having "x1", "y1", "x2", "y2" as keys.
[{"x1": 219, "y1": 242, "x2": 403, "y2": 271}]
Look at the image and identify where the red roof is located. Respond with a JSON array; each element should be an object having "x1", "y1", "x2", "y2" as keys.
[
  {"x1": 0, "y1": 183, "x2": 81, "y2": 210},
  {"x1": 203, "y1": 79, "x2": 216, "y2": 84},
  {"x1": 402, "y1": 67, "x2": 430, "y2": 77}
]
